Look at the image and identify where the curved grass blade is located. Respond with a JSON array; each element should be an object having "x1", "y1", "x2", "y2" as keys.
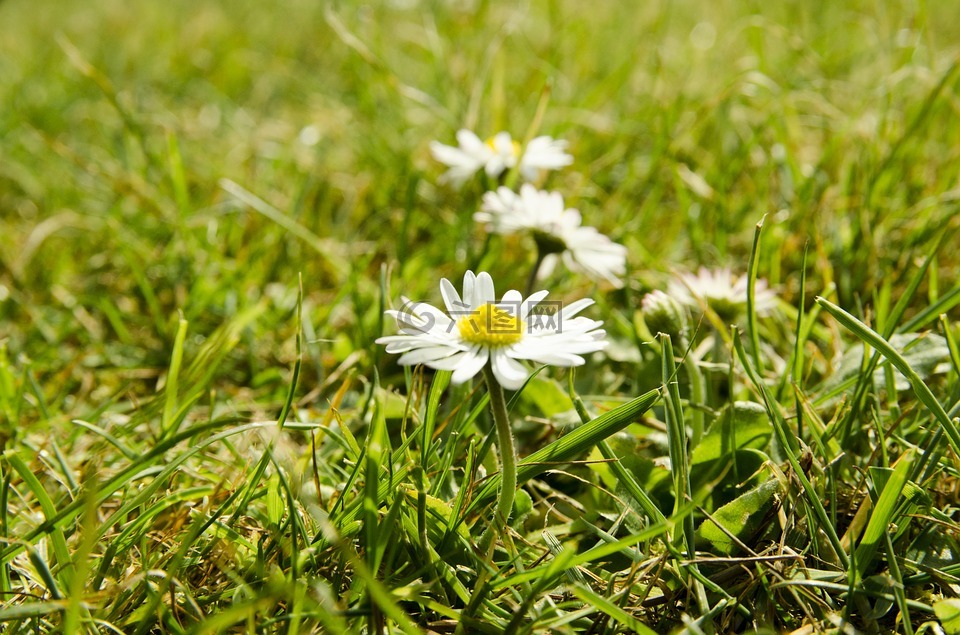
[
  {"x1": 570, "y1": 584, "x2": 659, "y2": 635},
  {"x1": 746, "y1": 214, "x2": 766, "y2": 374},
  {"x1": 817, "y1": 297, "x2": 960, "y2": 456},
  {"x1": 732, "y1": 331, "x2": 849, "y2": 568},
  {"x1": 853, "y1": 450, "x2": 913, "y2": 582},
  {"x1": 463, "y1": 387, "x2": 661, "y2": 518}
]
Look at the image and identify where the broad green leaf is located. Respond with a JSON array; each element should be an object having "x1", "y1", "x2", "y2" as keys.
[
  {"x1": 696, "y1": 477, "x2": 784, "y2": 555},
  {"x1": 519, "y1": 376, "x2": 576, "y2": 417},
  {"x1": 935, "y1": 598, "x2": 960, "y2": 634},
  {"x1": 699, "y1": 448, "x2": 771, "y2": 509},
  {"x1": 691, "y1": 402, "x2": 772, "y2": 509},
  {"x1": 906, "y1": 525, "x2": 960, "y2": 570},
  {"x1": 266, "y1": 473, "x2": 284, "y2": 525},
  {"x1": 399, "y1": 486, "x2": 471, "y2": 543},
  {"x1": 375, "y1": 387, "x2": 411, "y2": 420},
  {"x1": 512, "y1": 488, "x2": 534, "y2": 527},
  {"x1": 692, "y1": 401, "x2": 772, "y2": 466}
]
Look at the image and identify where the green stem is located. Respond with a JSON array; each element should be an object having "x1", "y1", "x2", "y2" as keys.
[
  {"x1": 478, "y1": 363, "x2": 517, "y2": 552},
  {"x1": 525, "y1": 247, "x2": 546, "y2": 298}
]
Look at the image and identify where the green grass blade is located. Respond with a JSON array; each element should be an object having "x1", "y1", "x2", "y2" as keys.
[
  {"x1": 898, "y1": 283, "x2": 960, "y2": 334},
  {"x1": 493, "y1": 507, "x2": 683, "y2": 590},
  {"x1": 568, "y1": 372, "x2": 666, "y2": 525},
  {"x1": 7, "y1": 454, "x2": 73, "y2": 582},
  {"x1": 570, "y1": 584, "x2": 659, "y2": 635},
  {"x1": 161, "y1": 316, "x2": 188, "y2": 436},
  {"x1": 853, "y1": 450, "x2": 913, "y2": 581},
  {"x1": 940, "y1": 314, "x2": 960, "y2": 378},
  {"x1": 817, "y1": 297, "x2": 960, "y2": 456},
  {"x1": 792, "y1": 240, "x2": 810, "y2": 438},
  {"x1": 464, "y1": 387, "x2": 661, "y2": 517},
  {"x1": 746, "y1": 214, "x2": 766, "y2": 375},
  {"x1": 732, "y1": 331, "x2": 849, "y2": 568}
]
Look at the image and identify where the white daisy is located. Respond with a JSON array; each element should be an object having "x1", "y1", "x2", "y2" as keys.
[
  {"x1": 376, "y1": 271, "x2": 607, "y2": 390},
  {"x1": 475, "y1": 185, "x2": 627, "y2": 288},
  {"x1": 429, "y1": 129, "x2": 573, "y2": 187},
  {"x1": 667, "y1": 267, "x2": 777, "y2": 321},
  {"x1": 519, "y1": 135, "x2": 574, "y2": 181}
]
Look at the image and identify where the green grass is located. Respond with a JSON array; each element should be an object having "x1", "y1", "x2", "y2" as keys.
[{"x1": 2, "y1": 0, "x2": 960, "y2": 632}]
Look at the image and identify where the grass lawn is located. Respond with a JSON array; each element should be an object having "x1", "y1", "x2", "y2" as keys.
[{"x1": 2, "y1": 0, "x2": 960, "y2": 632}]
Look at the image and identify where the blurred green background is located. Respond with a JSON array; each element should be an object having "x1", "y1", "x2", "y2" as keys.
[{"x1": 2, "y1": 0, "x2": 959, "y2": 417}]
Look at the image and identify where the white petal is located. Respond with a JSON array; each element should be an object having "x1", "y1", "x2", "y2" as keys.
[
  {"x1": 560, "y1": 298, "x2": 594, "y2": 319},
  {"x1": 526, "y1": 350, "x2": 585, "y2": 366},
  {"x1": 491, "y1": 131, "x2": 514, "y2": 155},
  {"x1": 520, "y1": 290, "x2": 549, "y2": 319},
  {"x1": 484, "y1": 156, "x2": 507, "y2": 178},
  {"x1": 521, "y1": 136, "x2": 573, "y2": 171},
  {"x1": 518, "y1": 162, "x2": 538, "y2": 182},
  {"x1": 397, "y1": 345, "x2": 460, "y2": 366},
  {"x1": 451, "y1": 347, "x2": 488, "y2": 384},
  {"x1": 538, "y1": 254, "x2": 558, "y2": 279},
  {"x1": 461, "y1": 271, "x2": 478, "y2": 309},
  {"x1": 500, "y1": 289, "x2": 523, "y2": 316},
  {"x1": 440, "y1": 277, "x2": 465, "y2": 316},
  {"x1": 429, "y1": 141, "x2": 474, "y2": 168},
  {"x1": 425, "y1": 352, "x2": 472, "y2": 371},
  {"x1": 456, "y1": 129, "x2": 487, "y2": 155},
  {"x1": 491, "y1": 349, "x2": 529, "y2": 390},
  {"x1": 391, "y1": 301, "x2": 453, "y2": 334},
  {"x1": 475, "y1": 272, "x2": 496, "y2": 307}
]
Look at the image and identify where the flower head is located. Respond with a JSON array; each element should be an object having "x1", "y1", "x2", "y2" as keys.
[
  {"x1": 476, "y1": 185, "x2": 627, "y2": 288},
  {"x1": 429, "y1": 130, "x2": 572, "y2": 187},
  {"x1": 667, "y1": 267, "x2": 777, "y2": 321},
  {"x1": 641, "y1": 290, "x2": 689, "y2": 343},
  {"x1": 376, "y1": 271, "x2": 607, "y2": 389}
]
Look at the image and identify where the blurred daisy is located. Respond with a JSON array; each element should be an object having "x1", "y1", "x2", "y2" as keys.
[
  {"x1": 429, "y1": 130, "x2": 572, "y2": 187},
  {"x1": 476, "y1": 185, "x2": 627, "y2": 288},
  {"x1": 668, "y1": 267, "x2": 777, "y2": 321},
  {"x1": 376, "y1": 271, "x2": 607, "y2": 389}
]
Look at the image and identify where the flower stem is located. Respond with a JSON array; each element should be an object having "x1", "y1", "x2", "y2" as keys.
[
  {"x1": 478, "y1": 363, "x2": 517, "y2": 552},
  {"x1": 525, "y1": 248, "x2": 546, "y2": 297}
]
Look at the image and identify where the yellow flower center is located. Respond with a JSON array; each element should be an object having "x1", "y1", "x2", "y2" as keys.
[
  {"x1": 457, "y1": 304, "x2": 524, "y2": 347},
  {"x1": 485, "y1": 136, "x2": 521, "y2": 157}
]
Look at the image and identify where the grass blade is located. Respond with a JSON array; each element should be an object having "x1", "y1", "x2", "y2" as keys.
[
  {"x1": 464, "y1": 387, "x2": 661, "y2": 517},
  {"x1": 817, "y1": 297, "x2": 960, "y2": 456},
  {"x1": 570, "y1": 584, "x2": 659, "y2": 635},
  {"x1": 853, "y1": 450, "x2": 913, "y2": 581},
  {"x1": 746, "y1": 214, "x2": 766, "y2": 374},
  {"x1": 732, "y1": 330, "x2": 849, "y2": 568}
]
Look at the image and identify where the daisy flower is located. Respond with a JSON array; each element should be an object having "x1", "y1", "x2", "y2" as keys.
[
  {"x1": 376, "y1": 270, "x2": 607, "y2": 390},
  {"x1": 667, "y1": 267, "x2": 777, "y2": 321},
  {"x1": 429, "y1": 129, "x2": 572, "y2": 187},
  {"x1": 476, "y1": 185, "x2": 627, "y2": 288}
]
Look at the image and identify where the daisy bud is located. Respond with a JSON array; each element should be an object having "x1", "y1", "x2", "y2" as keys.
[{"x1": 642, "y1": 290, "x2": 689, "y2": 344}]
